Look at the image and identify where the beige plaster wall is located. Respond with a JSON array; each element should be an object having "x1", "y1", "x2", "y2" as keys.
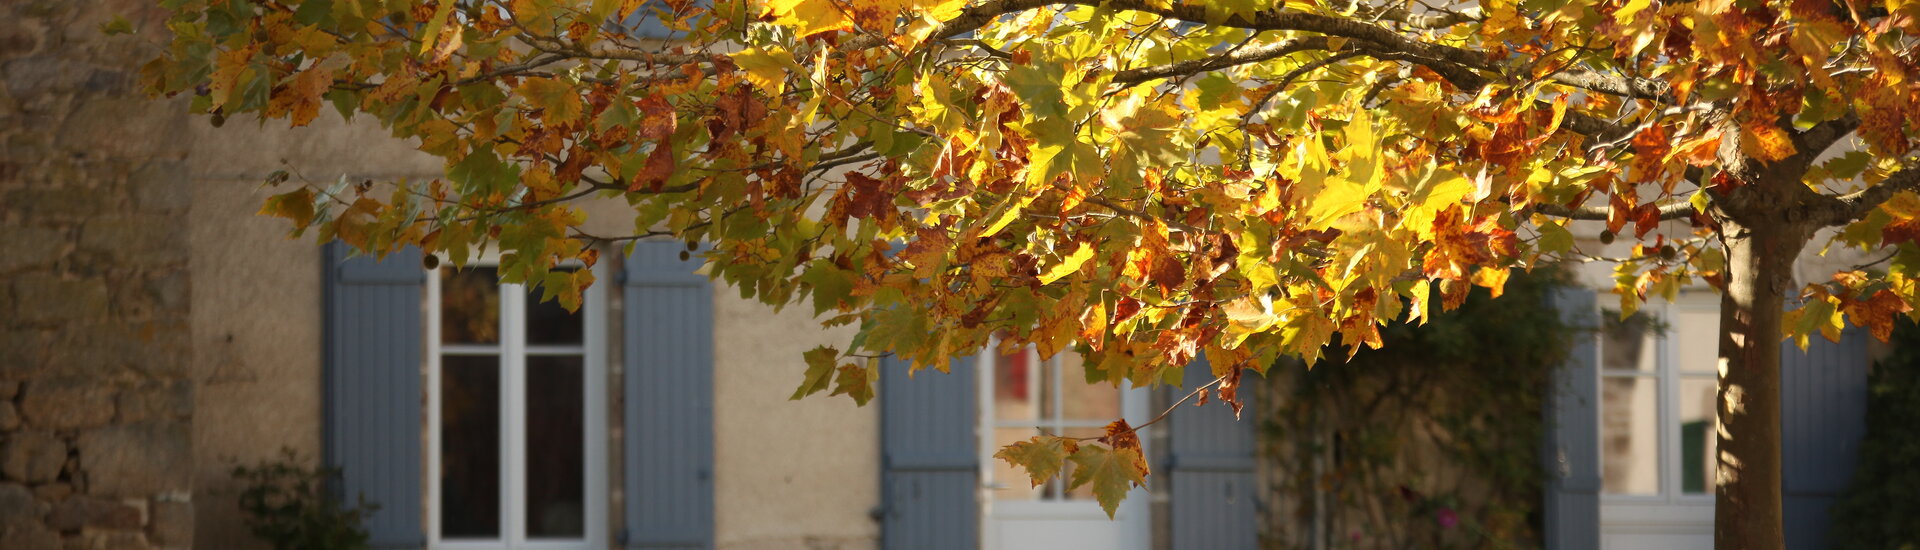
[
  {"x1": 711, "y1": 293, "x2": 880, "y2": 550},
  {"x1": 184, "y1": 111, "x2": 442, "y2": 550}
]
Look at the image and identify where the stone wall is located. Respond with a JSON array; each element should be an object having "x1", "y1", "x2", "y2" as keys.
[{"x1": 0, "y1": 1, "x2": 197, "y2": 549}]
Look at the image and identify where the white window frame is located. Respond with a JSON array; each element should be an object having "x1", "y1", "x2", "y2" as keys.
[
  {"x1": 1598, "y1": 291, "x2": 1717, "y2": 535},
  {"x1": 975, "y1": 336, "x2": 1151, "y2": 550},
  {"x1": 426, "y1": 257, "x2": 610, "y2": 550}
]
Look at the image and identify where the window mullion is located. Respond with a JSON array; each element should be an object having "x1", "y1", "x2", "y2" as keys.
[{"x1": 503, "y1": 284, "x2": 528, "y2": 546}]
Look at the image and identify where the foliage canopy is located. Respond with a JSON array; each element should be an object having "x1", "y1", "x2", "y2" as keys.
[{"x1": 146, "y1": 0, "x2": 1920, "y2": 530}]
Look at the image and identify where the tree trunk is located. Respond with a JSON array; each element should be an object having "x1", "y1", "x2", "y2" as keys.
[{"x1": 1714, "y1": 217, "x2": 1809, "y2": 550}]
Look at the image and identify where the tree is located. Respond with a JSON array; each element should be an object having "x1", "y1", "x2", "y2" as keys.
[{"x1": 142, "y1": 0, "x2": 1920, "y2": 546}]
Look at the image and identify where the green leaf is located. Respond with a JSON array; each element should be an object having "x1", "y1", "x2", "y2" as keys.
[
  {"x1": 798, "y1": 259, "x2": 856, "y2": 315},
  {"x1": 1066, "y1": 444, "x2": 1148, "y2": 518},
  {"x1": 1538, "y1": 220, "x2": 1573, "y2": 254},
  {"x1": 994, "y1": 436, "x2": 1076, "y2": 488},
  {"x1": 792, "y1": 346, "x2": 839, "y2": 400}
]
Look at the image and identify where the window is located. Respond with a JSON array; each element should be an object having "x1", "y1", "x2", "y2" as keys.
[
  {"x1": 428, "y1": 264, "x2": 609, "y2": 549},
  {"x1": 979, "y1": 341, "x2": 1122, "y2": 502},
  {"x1": 1599, "y1": 295, "x2": 1719, "y2": 498}
]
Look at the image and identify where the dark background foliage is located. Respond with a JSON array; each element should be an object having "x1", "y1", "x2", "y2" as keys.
[
  {"x1": 1829, "y1": 319, "x2": 1920, "y2": 549},
  {"x1": 1260, "y1": 271, "x2": 1573, "y2": 549}
]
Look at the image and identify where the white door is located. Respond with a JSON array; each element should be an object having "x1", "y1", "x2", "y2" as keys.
[
  {"x1": 1596, "y1": 294, "x2": 1716, "y2": 549},
  {"x1": 978, "y1": 341, "x2": 1151, "y2": 550}
]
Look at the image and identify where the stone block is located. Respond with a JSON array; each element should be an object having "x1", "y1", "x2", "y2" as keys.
[
  {"x1": 57, "y1": 97, "x2": 188, "y2": 159},
  {"x1": 80, "y1": 216, "x2": 183, "y2": 266},
  {"x1": 0, "y1": 402, "x2": 20, "y2": 430},
  {"x1": 77, "y1": 529, "x2": 150, "y2": 550},
  {"x1": 0, "y1": 331, "x2": 50, "y2": 378},
  {"x1": 1, "y1": 380, "x2": 19, "y2": 399},
  {"x1": 0, "y1": 224, "x2": 65, "y2": 273},
  {"x1": 47, "y1": 497, "x2": 141, "y2": 531},
  {"x1": 2, "y1": 430, "x2": 66, "y2": 483},
  {"x1": 1, "y1": 188, "x2": 116, "y2": 223},
  {"x1": 76, "y1": 422, "x2": 188, "y2": 497},
  {"x1": 0, "y1": 521, "x2": 60, "y2": 550},
  {"x1": 146, "y1": 500, "x2": 188, "y2": 548},
  {"x1": 33, "y1": 483, "x2": 71, "y2": 502},
  {"x1": 19, "y1": 380, "x2": 113, "y2": 430},
  {"x1": 113, "y1": 382, "x2": 189, "y2": 424},
  {"x1": 11, "y1": 274, "x2": 108, "y2": 325},
  {"x1": 41, "y1": 322, "x2": 188, "y2": 378},
  {"x1": 0, "y1": 482, "x2": 38, "y2": 526}
]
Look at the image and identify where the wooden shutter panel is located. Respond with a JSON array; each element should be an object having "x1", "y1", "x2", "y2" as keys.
[
  {"x1": 1166, "y1": 357, "x2": 1259, "y2": 549},
  {"x1": 1781, "y1": 328, "x2": 1869, "y2": 549},
  {"x1": 1542, "y1": 287, "x2": 1601, "y2": 550},
  {"x1": 879, "y1": 355, "x2": 979, "y2": 550},
  {"x1": 323, "y1": 242, "x2": 426, "y2": 549},
  {"x1": 623, "y1": 241, "x2": 716, "y2": 550}
]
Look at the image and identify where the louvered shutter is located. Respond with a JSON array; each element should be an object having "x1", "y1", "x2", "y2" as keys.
[
  {"x1": 1781, "y1": 328, "x2": 1869, "y2": 549},
  {"x1": 879, "y1": 355, "x2": 979, "y2": 550},
  {"x1": 1166, "y1": 357, "x2": 1259, "y2": 549},
  {"x1": 1542, "y1": 287, "x2": 1601, "y2": 550},
  {"x1": 323, "y1": 243, "x2": 426, "y2": 549},
  {"x1": 622, "y1": 242, "x2": 715, "y2": 549}
]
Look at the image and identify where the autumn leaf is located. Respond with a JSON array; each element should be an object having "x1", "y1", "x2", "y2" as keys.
[
  {"x1": 1038, "y1": 241, "x2": 1095, "y2": 284},
  {"x1": 519, "y1": 77, "x2": 585, "y2": 125},
  {"x1": 792, "y1": 346, "x2": 839, "y2": 400},
  {"x1": 994, "y1": 436, "x2": 1077, "y2": 488},
  {"x1": 1066, "y1": 443, "x2": 1148, "y2": 519},
  {"x1": 730, "y1": 46, "x2": 795, "y2": 95}
]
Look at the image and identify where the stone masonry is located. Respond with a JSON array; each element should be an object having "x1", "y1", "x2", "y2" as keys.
[{"x1": 2, "y1": 1, "x2": 196, "y2": 549}]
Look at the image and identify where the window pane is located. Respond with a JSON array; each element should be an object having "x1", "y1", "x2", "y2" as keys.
[
  {"x1": 1602, "y1": 312, "x2": 1656, "y2": 373},
  {"x1": 1056, "y1": 353, "x2": 1121, "y2": 421},
  {"x1": 1679, "y1": 377, "x2": 1718, "y2": 494},
  {"x1": 1675, "y1": 307, "x2": 1721, "y2": 374},
  {"x1": 995, "y1": 346, "x2": 1037, "y2": 423},
  {"x1": 442, "y1": 268, "x2": 500, "y2": 344},
  {"x1": 526, "y1": 269, "x2": 584, "y2": 345},
  {"x1": 441, "y1": 355, "x2": 501, "y2": 537},
  {"x1": 990, "y1": 427, "x2": 1042, "y2": 502},
  {"x1": 526, "y1": 355, "x2": 586, "y2": 538},
  {"x1": 1601, "y1": 375, "x2": 1660, "y2": 494}
]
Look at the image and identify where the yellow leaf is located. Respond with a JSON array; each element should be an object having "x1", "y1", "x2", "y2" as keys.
[
  {"x1": 1743, "y1": 123, "x2": 1796, "y2": 162},
  {"x1": 420, "y1": 0, "x2": 457, "y2": 55},
  {"x1": 730, "y1": 46, "x2": 795, "y2": 95},
  {"x1": 1305, "y1": 176, "x2": 1367, "y2": 229},
  {"x1": 1038, "y1": 242, "x2": 1095, "y2": 284},
  {"x1": 763, "y1": 0, "x2": 853, "y2": 36}
]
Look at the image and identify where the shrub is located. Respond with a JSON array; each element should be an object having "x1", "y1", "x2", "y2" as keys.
[{"x1": 231, "y1": 448, "x2": 381, "y2": 550}]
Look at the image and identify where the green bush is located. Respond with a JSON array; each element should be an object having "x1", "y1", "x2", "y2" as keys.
[
  {"x1": 1830, "y1": 320, "x2": 1920, "y2": 549},
  {"x1": 231, "y1": 448, "x2": 381, "y2": 550}
]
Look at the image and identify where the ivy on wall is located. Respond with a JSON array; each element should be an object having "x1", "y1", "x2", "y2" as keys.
[{"x1": 1259, "y1": 270, "x2": 1573, "y2": 549}]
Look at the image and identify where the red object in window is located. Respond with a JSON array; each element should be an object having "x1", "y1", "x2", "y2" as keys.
[{"x1": 1001, "y1": 350, "x2": 1029, "y2": 401}]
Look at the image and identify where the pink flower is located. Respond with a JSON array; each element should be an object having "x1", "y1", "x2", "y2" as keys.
[{"x1": 1436, "y1": 508, "x2": 1459, "y2": 529}]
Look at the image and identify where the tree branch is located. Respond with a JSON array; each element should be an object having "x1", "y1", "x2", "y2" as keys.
[
  {"x1": 1535, "y1": 199, "x2": 1696, "y2": 221},
  {"x1": 1825, "y1": 158, "x2": 1920, "y2": 226},
  {"x1": 1112, "y1": 36, "x2": 1334, "y2": 84}
]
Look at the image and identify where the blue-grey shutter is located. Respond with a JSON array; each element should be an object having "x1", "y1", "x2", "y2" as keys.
[
  {"x1": 323, "y1": 242, "x2": 426, "y2": 549},
  {"x1": 623, "y1": 241, "x2": 715, "y2": 550},
  {"x1": 879, "y1": 355, "x2": 978, "y2": 550},
  {"x1": 1166, "y1": 357, "x2": 1258, "y2": 549},
  {"x1": 1781, "y1": 328, "x2": 1870, "y2": 550},
  {"x1": 1542, "y1": 287, "x2": 1601, "y2": 550}
]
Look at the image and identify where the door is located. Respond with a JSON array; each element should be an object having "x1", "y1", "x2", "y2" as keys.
[{"x1": 978, "y1": 340, "x2": 1150, "y2": 550}]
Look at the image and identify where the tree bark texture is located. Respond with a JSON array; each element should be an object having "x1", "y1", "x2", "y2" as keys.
[{"x1": 1713, "y1": 215, "x2": 1809, "y2": 550}]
